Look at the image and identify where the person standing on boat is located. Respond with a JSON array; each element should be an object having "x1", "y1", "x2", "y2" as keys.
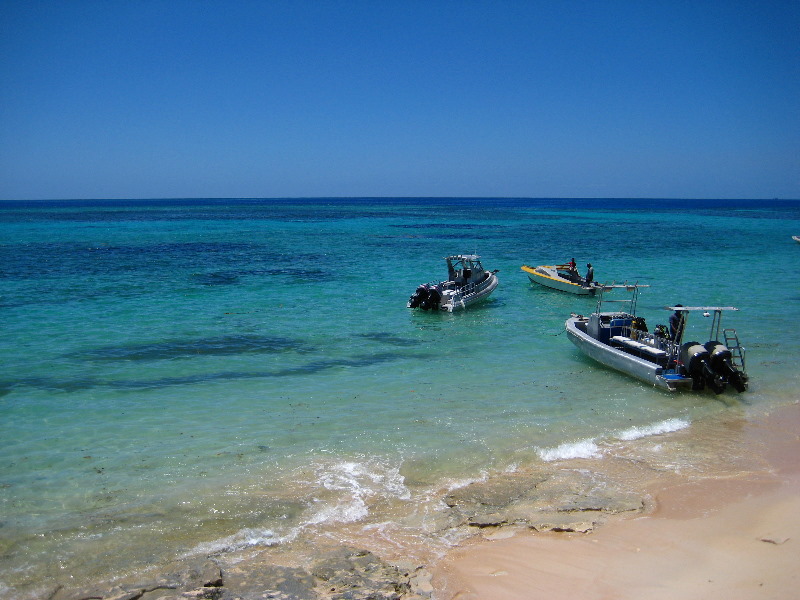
[
  {"x1": 584, "y1": 263, "x2": 594, "y2": 287},
  {"x1": 669, "y1": 305, "x2": 686, "y2": 342},
  {"x1": 562, "y1": 257, "x2": 578, "y2": 282}
]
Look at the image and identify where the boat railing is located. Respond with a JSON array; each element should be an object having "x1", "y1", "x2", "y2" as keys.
[
  {"x1": 453, "y1": 281, "x2": 475, "y2": 300},
  {"x1": 452, "y1": 275, "x2": 492, "y2": 300}
]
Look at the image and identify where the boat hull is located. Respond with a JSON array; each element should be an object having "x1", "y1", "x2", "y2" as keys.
[
  {"x1": 440, "y1": 272, "x2": 499, "y2": 311},
  {"x1": 522, "y1": 265, "x2": 595, "y2": 295},
  {"x1": 565, "y1": 316, "x2": 691, "y2": 391}
]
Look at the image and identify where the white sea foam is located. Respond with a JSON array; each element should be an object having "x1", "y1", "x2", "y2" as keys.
[
  {"x1": 306, "y1": 459, "x2": 410, "y2": 526},
  {"x1": 616, "y1": 418, "x2": 690, "y2": 441},
  {"x1": 183, "y1": 458, "x2": 411, "y2": 557},
  {"x1": 185, "y1": 526, "x2": 298, "y2": 556},
  {"x1": 445, "y1": 470, "x2": 489, "y2": 492},
  {"x1": 307, "y1": 495, "x2": 368, "y2": 525},
  {"x1": 536, "y1": 439, "x2": 600, "y2": 461}
]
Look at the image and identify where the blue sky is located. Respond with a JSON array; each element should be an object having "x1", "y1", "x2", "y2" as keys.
[{"x1": 1, "y1": 0, "x2": 798, "y2": 200}]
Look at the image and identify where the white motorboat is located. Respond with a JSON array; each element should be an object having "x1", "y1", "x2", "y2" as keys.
[
  {"x1": 521, "y1": 264, "x2": 600, "y2": 295},
  {"x1": 565, "y1": 285, "x2": 748, "y2": 393},
  {"x1": 793, "y1": 235, "x2": 800, "y2": 243},
  {"x1": 408, "y1": 254, "x2": 499, "y2": 312}
]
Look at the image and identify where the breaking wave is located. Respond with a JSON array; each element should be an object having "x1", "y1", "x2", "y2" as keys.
[
  {"x1": 536, "y1": 418, "x2": 691, "y2": 463},
  {"x1": 183, "y1": 458, "x2": 411, "y2": 558},
  {"x1": 536, "y1": 438, "x2": 600, "y2": 461},
  {"x1": 616, "y1": 418, "x2": 690, "y2": 441},
  {"x1": 307, "y1": 460, "x2": 410, "y2": 525},
  {"x1": 185, "y1": 526, "x2": 299, "y2": 556}
]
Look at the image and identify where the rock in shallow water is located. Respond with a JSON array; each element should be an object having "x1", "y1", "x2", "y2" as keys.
[
  {"x1": 45, "y1": 470, "x2": 644, "y2": 600},
  {"x1": 50, "y1": 548, "x2": 429, "y2": 600},
  {"x1": 445, "y1": 469, "x2": 644, "y2": 532}
]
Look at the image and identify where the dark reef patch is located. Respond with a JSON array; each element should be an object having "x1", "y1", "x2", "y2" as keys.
[
  {"x1": 355, "y1": 332, "x2": 419, "y2": 347},
  {"x1": 71, "y1": 335, "x2": 315, "y2": 361}
]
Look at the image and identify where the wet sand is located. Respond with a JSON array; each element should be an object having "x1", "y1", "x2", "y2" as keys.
[{"x1": 433, "y1": 402, "x2": 800, "y2": 600}]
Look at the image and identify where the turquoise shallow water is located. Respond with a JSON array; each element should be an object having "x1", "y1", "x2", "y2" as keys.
[{"x1": 2, "y1": 198, "x2": 800, "y2": 597}]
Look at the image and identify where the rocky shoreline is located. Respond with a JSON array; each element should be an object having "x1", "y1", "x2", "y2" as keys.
[
  {"x1": 44, "y1": 467, "x2": 646, "y2": 600},
  {"x1": 46, "y1": 546, "x2": 432, "y2": 600}
]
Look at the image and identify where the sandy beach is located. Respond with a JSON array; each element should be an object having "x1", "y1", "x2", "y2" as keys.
[{"x1": 433, "y1": 402, "x2": 800, "y2": 600}]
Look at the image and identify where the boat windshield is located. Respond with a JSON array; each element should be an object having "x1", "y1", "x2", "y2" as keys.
[{"x1": 445, "y1": 255, "x2": 483, "y2": 273}]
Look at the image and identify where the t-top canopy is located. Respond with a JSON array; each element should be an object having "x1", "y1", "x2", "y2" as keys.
[
  {"x1": 445, "y1": 254, "x2": 480, "y2": 261},
  {"x1": 666, "y1": 306, "x2": 739, "y2": 311}
]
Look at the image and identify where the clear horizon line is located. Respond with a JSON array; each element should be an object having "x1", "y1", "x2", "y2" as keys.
[{"x1": 1, "y1": 195, "x2": 797, "y2": 202}]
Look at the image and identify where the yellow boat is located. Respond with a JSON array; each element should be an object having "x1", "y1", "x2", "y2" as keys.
[{"x1": 521, "y1": 264, "x2": 599, "y2": 295}]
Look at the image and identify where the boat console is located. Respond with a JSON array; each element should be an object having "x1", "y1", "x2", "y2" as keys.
[{"x1": 588, "y1": 313, "x2": 632, "y2": 343}]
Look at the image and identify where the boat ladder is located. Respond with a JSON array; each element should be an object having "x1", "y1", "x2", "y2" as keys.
[{"x1": 723, "y1": 328, "x2": 746, "y2": 372}]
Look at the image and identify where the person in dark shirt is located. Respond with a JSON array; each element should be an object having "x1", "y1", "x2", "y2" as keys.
[
  {"x1": 584, "y1": 263, "x2": 594, "y2": 286},
  {"x1": 669, "y1": 305, "x2": 686, "y2": 342}
]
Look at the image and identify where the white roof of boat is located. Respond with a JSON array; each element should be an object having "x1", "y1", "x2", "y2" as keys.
[
  {"x1": 446, "y1": 254, "x2": 480, "y2": 260},
  {"x1": 666, "y1": 306, "x2": 738, "y2": 311}
]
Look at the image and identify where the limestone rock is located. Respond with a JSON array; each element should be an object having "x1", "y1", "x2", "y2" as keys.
[
  {"x1": 443, "y1": 473, "x2": 547, "y2": 510},
  {"x1": 557, "y1": 492, "x2": 643, "y2": 514},
  {"x1": 311, "y1": 546, "x2": 411, "y2": 599},
  {"x1": 219, "y1": 563, "x2": 316, "y2": 600},
  {"x1": 467, "y1": 513, "x2": 508, "y2": 527},
  {"x1": 43, "y1": 548, "x2": 424, "y2": 600},
  {"x1": 527, "y1": 511, "x2": 597, "y2": 533},
  {"x1": 408, "y1": 568, "x2": 434, "y2": 597},
  {"x1": 449, "y1": 469, "x2": 644, "y2": 535},
  {"x1": 51, "y1": 558, "x2": 224, "y2": 600}
]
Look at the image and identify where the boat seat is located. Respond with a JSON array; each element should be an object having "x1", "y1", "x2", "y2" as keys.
[
  {"x1": 611, "y1": 335, "x2": 640, "y2": 353},
  {"x1": 611, "y1": 336, "x2": 667, "y2": 359},
  {"x1": 639, "y1": 345, "x2": 666, "y2": 358}
]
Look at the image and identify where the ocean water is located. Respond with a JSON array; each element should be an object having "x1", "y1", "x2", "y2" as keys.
[{"x1": 1, "y1": 198, "x2": 799, "y2": 597}]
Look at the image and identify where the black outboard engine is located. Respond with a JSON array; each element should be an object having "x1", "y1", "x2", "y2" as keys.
[
  {"x1": 680, "y1": 342, "x2": 726, "y2": 394},
  {"x1": 408, "y1": 285, "x2": 429, "y2": 309},
  {"x1": 420, "y1": 287, "x2": 441, "y2": 311},
  {"x1": 704, "y1": 341, "x2": 748, "y2": 393}
]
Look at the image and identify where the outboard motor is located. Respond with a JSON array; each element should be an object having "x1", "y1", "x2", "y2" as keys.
[
  {"x1": 408, "y1": 285, "x2": 429, "y2": 308},
  {"x1": 680, "y1": 342, "x2": 726, "y2": 394},
  {"x1": 704, "y1": 341, "x2": 748, "y2": 393},
  {"x1": 420, "y1": 287, "x2": 441, "y2": 311}
]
